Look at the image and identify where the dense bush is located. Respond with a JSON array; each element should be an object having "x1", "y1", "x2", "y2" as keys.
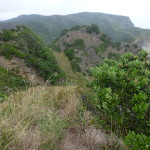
[
  {"x1": 125, "y1": 131, "x2": 150, "y2": 150},
  {"x1": 0, "y1": 42, "x2": 25, "y2": 59},
  {"x1": 49, "y1": 44, "x2": 61, "y2": 52},
  {"x1": 71, "y1": 60, "x2": 81, "y2": 72},
  {"x1": 2, "y1": 30, "x2": 16, "y2": 42},
  {"x1": 89, "y1": 51, "x2": 150, "y2": 149},
  {"x1": 73, "y1": 39, "x2": 84, "y2": 50},
  {"x1": 86, "y1": 24, "x2": 100, "y2": 34},
  {"x1": 64, "y1": 48, "x2": 75, "y2": 61},
  {"x1": 94, "y1": 43, "x2": 107, "y2": 54},
  {"x1": 64, "y1": 48, "x2": 82, "y2": 72}
]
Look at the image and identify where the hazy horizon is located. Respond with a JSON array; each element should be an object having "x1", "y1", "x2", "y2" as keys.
[{"x1": 1, "y1": 0, "x2": 150, "y2": 29}]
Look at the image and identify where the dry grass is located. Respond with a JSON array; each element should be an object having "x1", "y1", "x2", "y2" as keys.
[
  {"x1": 0, "y1": 85, "x2": 79, "y2": 150},
  {"x1": 53, "y1": 51, "x2": 74, "y2": 76}
]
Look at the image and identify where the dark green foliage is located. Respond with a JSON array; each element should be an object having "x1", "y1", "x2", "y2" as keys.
[
  {"x1": 89, "y1": 51, "x2": 150, "y2": 148},
  {"x1": 60, "y1": 29, "x2": 69, "y2": 36},
  {"x1": 73, "y1": 39, "x2": 84, "y2": 50},
  {"x1": 100, "y1": 33, "x2": 111, "y2": 45},
  {"x1": 0, "y1": 66, "x2": 28, "y2": 102},
  {"x1": 125, "y1": 131, "x2": 150, "y2": 150},
  {"x1": 64, "y1": 49, "x2": 81, "y2": 72},
  {"x1": 111, "y1": 42, "x2": 121, "y2": 50},
  {"x1": 86, "y1": 24, "x2": 100, "y2": 34},
  {"x1": 90, "y1": 51, "x2": 149, "y2": 134},
  {"x1": 49, "y1": 44, "x2": 61, "y2": 52},
  {"x1": 133, "y1": 44, "x2": 138, "y2": 48},
  {"x1": 0, "y1": 42, "x2": 25, "y2": 59},
  {"x1": 64, "y1": 49, "x2": 75, "y2": 61},
  {"x1": 71, "y1": 60, "x2": 81, "y2": 72},
  {"x1": 94, "y1": 43, "x2": 107, "y2": 54},
  {"x1": 75, "y1": 57, "x2": 82, "y2": 63},
  {"x1": 2, "y1": 30, "x2": 16, "y2": 42}
]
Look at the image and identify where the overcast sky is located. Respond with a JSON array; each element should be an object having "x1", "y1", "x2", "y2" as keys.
[{"x1": 1, "y1": 0, "x2": 150, "y2": 29}]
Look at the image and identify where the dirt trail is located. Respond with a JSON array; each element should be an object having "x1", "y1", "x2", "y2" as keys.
[{"x1": 61, "y1": 127, "x2": 109, "y2": 150}]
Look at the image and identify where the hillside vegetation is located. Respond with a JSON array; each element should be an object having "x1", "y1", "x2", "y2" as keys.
[
  {"x1": 0, "y1": 26, "x2": 66, "y2": 84},
  {"x1": 0, "y1": 66, "x2": 28, "y2": 102},
  {"x1": 4, "y1": 12, "x2": 150, "y2": 43},
  {"x1": 55, "y1": 25, "x2": 141, "y2": 73},
  {"x1": 0, "y1": 24, "x2": 149, "y2": 150}
]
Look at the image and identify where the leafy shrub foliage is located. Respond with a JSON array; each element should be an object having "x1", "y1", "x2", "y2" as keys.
[
  {"x1": 49, "y1": 44, "x2": 61, "y2": 52},
  {"x1": 125, "y1": 131, "x2": 150, "y2": 150},
  {"x1": 86, "y1": 24, "x2": 100, "y2": 34},
  {"x1": 64, "y1": 48, "x2": 75, "y2": 61},
  {"x1": 71, "y1": 60, "x2": 81, "y2": 72},
  {"x1": 73, "y1": 39, "x2": 84, "y2": 50},
  {"x1": 0, "y1": 42, "x2": 25, "y2": 59},
  {"x1": 89, "y1": 51, "x2": 150, "y2": 149},
  {"x1": 64, "y1": 48, "x2": 81, "y2": 72}
]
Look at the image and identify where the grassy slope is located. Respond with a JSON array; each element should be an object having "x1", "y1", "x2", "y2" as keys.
[
  {"x1": 53, "y1": 51, "x2": 74, "y2": 76},
  {"x1": 0, "y1": 86, "x2": 79, "y2": 150},
  {"x1": 0, "y1": 50, "x2": 127, "y2": 149}
]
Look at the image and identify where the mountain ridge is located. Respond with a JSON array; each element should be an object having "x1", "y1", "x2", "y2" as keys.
[{"x1": 3, "y1": 12, "x2": 139, "y2": 43}]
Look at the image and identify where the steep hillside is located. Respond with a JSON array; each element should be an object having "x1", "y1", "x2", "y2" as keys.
[
  {"x1": 54, "y1": 25, "x2": 141, "y2": 73},
  {"x1": 0, "y1": 26, "x2": 66, "y2": 100},
  {"x1": 5, "y1": 12, "x2": 149, "y2": 43}
]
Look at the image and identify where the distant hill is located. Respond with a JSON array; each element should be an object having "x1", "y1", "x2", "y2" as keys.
[
  {"x1": 4, "y1": 12, "x2": 150, "y2": 43},
  {"x1": 54, "y1": 25, "x2": 141, "y2": 73}
]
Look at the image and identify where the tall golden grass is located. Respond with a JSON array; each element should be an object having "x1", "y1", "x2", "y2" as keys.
[{"x1": 0, "y1": 85, "x2": 79, "y2": 150}]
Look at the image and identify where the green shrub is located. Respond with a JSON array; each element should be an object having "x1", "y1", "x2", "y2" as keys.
[
  {"x1": 73, "y1": 39, "x2": 84, "y2": 50},
  {"x1": 94, "y1": 43, "x2": 107, "y2": 54},
  {"x1": 49, "y1": 44, "x2": 61, "y2": 52},
  {"x1": 71, "y1": 60, "x2": 81, "y2": 72},
  {"x1": 125, "y1": 131, "x2": 150, "y2": 150},
  {"x1": 89, "y1": 51, "x2": 149, "y2": 136},
  {"x1": 60, "y1": 29, "x2": 69, "y2": 36},
  {"x1": 64, "y1": 48, "x2": 75, "y2": 61},
  {"x1": 2, "y1": 30, "x2": 15, "y2": 42},
  {"x1": 0, "y1": 42, "x2": 25, "y2": 59},
  {"x1": 112, "y1": 42, "x2": 121, "y2": 50},
  {"x1": 86, "y1": 24, "x2": 100, "y2": 34}
]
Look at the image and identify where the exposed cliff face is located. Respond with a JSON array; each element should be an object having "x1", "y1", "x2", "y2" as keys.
[{"x1": 55, "y1": 26, "x2": 141, "y2": 73}]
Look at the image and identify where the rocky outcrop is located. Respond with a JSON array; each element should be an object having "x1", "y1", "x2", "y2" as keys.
[
  {"x1": 0, "y1": 56, "x2": 44, "y2": 84},
  {"x1": 56, "y1": 27, "x2": 141, "y2": 72}
]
